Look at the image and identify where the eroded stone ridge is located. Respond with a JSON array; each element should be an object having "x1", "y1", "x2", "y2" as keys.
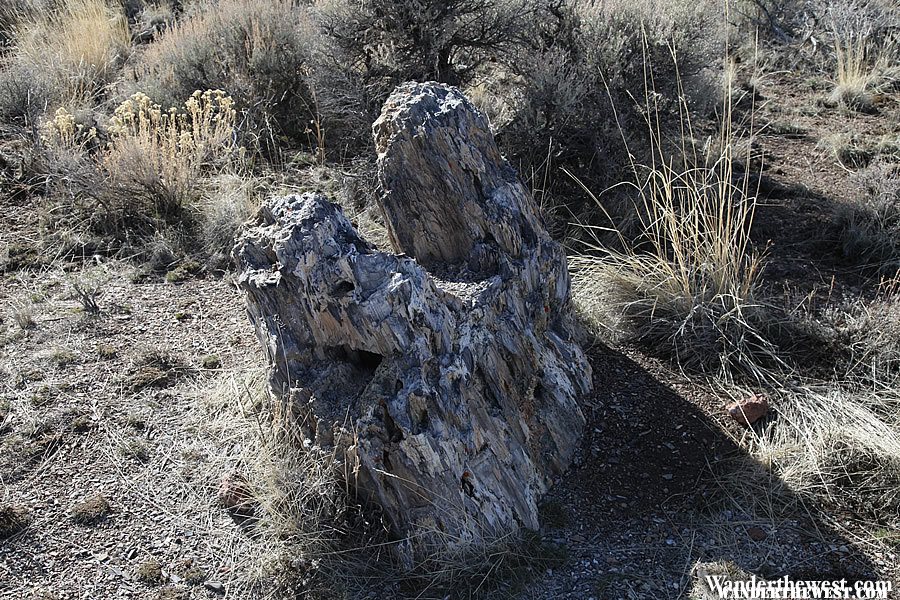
[{"x1": 234, "y1": 82, "x2": 591, "y2": 563}]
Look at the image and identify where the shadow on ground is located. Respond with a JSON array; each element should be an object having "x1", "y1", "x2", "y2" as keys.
[{"x1": 524, "y1": 342, "x2": 882, "y2": 599}]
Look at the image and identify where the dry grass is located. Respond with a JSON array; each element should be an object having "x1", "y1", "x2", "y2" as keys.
[
  {"x1": 0, "y1": 0, "x2": 47, "y2": 44},
  {"x1": 826, "y1": 1, "x2": 900, "y2": 111},
  {"x1": 139, "y1": 367, "x2": 571, "y2": 599},
  {"x1": 570, "y1": 54, "x2": 778, "y2": 383},
  {"x1": 831, "y1": 34, "x2": 875, "y2": 110},
  {"x1": 129, "y1": 0, "x2": 323, "y2": 155},
  {"x1": 837, "y1": 161, "x2": 900, "y2": 271},
  {"x1": 758, "y1": 388, "x2": 900, "y2": 517},
  {"x1": 706, "y1": 382, "x2": 900, "y2": 571},
  {"x1": 9, "y1": 297, "x2": 36, "y2": 330},
  {"x1": 197, "y1": 174, "x2": 263, "y2": 260},
  {"x1": 170, "y1": 370, "x2": 348, "y2": 597},
  {"x1": 10, "y1": 0, "x2": 130, "y2": 107}
]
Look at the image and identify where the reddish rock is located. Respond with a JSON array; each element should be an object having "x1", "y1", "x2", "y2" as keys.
[
  {"x1": 747, "y1": 526, "x2": 768, "y2": 541},
  {"x1": 217, "y1": 472, "x2": 254, "y2": 511},
  {"x1": 726, "y1": 394, "x2": 769, "y2": 426}
]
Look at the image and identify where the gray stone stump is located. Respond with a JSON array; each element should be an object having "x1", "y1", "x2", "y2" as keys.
[{"x1": 234, "y1": 82, "x2": 591, "y2": 564}]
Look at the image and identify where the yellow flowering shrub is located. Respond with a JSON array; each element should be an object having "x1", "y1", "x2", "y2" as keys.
[
  {"x1": 42, "y1": 107, "x2": 98, "y2": 149},
  {"x1": 104, "y1": 90, "x2": 238, "y2": 211},
  {"x1": 43, "y1": 90, "x2": 239, "y2": 221}
]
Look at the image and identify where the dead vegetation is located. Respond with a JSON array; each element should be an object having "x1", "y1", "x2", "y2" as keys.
[
  {"x1": 70, "y1": 493, "x2": 112, "y2": 524},
  {"x1": 0, "y1": 503, "x2": 30, "y2": 538}
]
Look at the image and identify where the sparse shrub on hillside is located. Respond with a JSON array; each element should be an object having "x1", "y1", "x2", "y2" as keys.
[
  {"x1": 0, "y1": 0, "x2": 130, "y2": 123},
  {"x1": 785, "y1": 281, "x2": 900, "y2": 385},
  {"x1": 849, "y1": 291, "x2": 900, "y2": 383},
  {"x1": 497, "y1": 0, "x2": 724, "y2": 237},
  {"x1": 838, "y1": 162, "x2": 900, "y2": 272},
  {"x1": 731, "y1": 0, "x2": 804, "y2": 41},
  {"x1": 129, "y1": 0, "x2": 325, "y2": 156}
]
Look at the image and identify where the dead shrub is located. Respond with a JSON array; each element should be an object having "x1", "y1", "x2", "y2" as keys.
[
  {"x1": 316, "y1": 0, "x2": 546, "y2": 88},
  {"x1": 497, "y1": 0, "x2": 724, "y2": 237}
]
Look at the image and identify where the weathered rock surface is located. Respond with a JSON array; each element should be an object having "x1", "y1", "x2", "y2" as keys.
[
  {"x1": 234, "y1": 82, "x2": 591, "y2": 563},
  {"x1": 726, "y1": 393, "x2": 769, "y2": 426}
]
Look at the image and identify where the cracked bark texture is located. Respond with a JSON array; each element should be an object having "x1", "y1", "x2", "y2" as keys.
[{"x1": 234, "y1": 82, "x2": 591, "y2": 564}]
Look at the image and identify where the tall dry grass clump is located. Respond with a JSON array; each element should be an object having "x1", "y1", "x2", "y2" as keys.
[
  {"x1": 570, "y1": 51, "x2": 777, "y2": 382},
  {"x1": 494, "y1": 0, "x2": 724, "y2": 236},
  {"x1": 825, "y1": 1, "x2": 899, "y2": 111},
  {"x1": 0, "y1": 0, "x2": 129, "y2": 118},
  {"x1": 831, "y1": 33, "x2": 873, "y2": 109}
]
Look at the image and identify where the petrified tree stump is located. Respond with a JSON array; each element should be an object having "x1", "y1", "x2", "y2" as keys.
[{"x1": 234, "y1": 82, "x2": 591, "y2": 563}]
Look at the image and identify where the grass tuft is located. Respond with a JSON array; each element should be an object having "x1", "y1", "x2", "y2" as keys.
[
  {"x1": 70, "y1": 493, "x2": 111, "y2": 524},
  {"x1": 838, "y1": 162, "x2": 900, "y2": 272},
  {"x1": 570, "y1": 51, "x2": 778, "y2": 383},
  {"x1": 2, "y1": 0, "x2": 130, "y2": 117}
]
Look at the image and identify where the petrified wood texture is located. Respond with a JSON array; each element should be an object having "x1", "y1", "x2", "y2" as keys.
[{"x1": 234, "y1": 82, "x2": 591, "y2": 563}]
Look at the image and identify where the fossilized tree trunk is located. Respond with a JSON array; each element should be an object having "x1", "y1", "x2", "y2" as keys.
[{"x1": 234, "y1": 82, "x2": 591, "y2": 564}]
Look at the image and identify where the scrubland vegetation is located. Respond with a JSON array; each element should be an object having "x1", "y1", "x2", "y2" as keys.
[{"x1": 1, "y1": 0, "x2": 900, "y2": 598}]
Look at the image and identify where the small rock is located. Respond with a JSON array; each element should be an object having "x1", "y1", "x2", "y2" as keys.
[
  {"x1": 747, "y1": 526, "x2": 768, "y2": 541},
  {"x1": 218, "y1": 472, "x2": 255, "y2": 512},
  {"x1": 726, "y1": 394, "x2": 769, "y2": 425},
  {"x1": 204, "y1": 581, "x2": 225, "y2": 594},
  {"x1": 201, "y1": 354, "x2": 221, "y2": 370}
]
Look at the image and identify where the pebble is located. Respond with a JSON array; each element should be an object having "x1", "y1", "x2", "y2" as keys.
[{"x1": 204, "y1": 581, "x2": 225, "y2": 594}]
